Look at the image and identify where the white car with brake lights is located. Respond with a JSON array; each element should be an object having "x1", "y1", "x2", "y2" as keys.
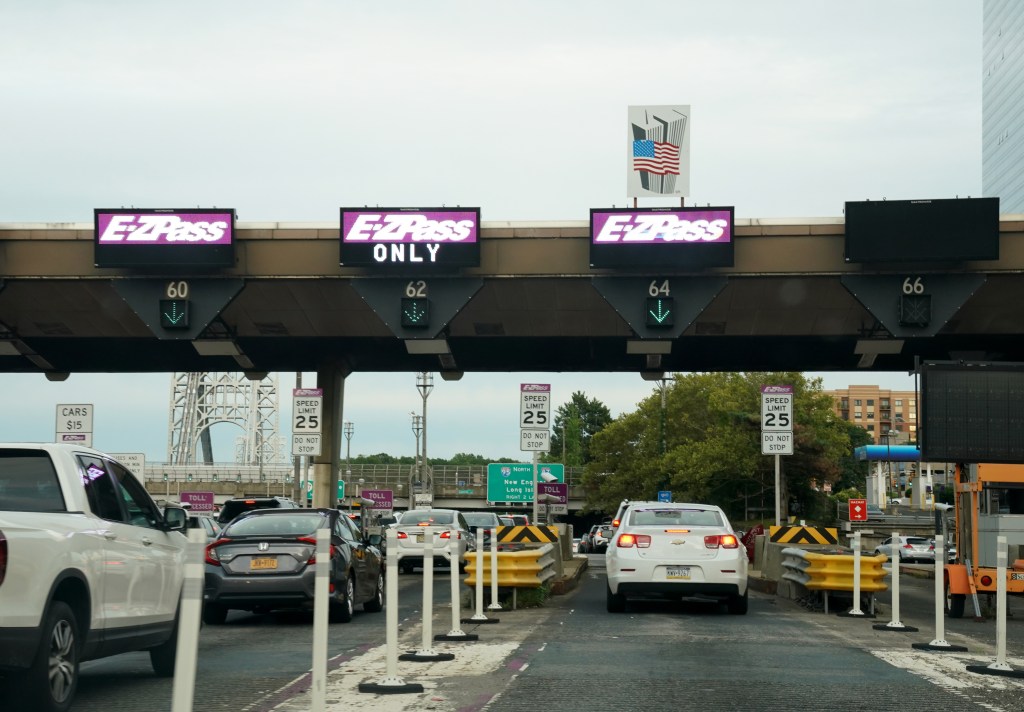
[{"x1": 605, "y1": 502, "x2": 749, "y2": 614}]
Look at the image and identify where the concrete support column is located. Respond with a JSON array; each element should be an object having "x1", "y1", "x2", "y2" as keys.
[{"x1": 312, "y1": 363, "x2": 348, "y2": 509}]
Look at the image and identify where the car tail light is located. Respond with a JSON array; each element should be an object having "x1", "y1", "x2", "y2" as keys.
[
  {"x1": 611, "y1": 518, "x2": 621, "y2": 527},
  {"x1": 705, "y1": 534, "x2": 739, "y2": 549},
  {"x1": 903, "y1": 543, "x2": 914, "y2": 549},
  {"x1": 439, "y1": 530, "x2": 457, "y2": 539},
  {"x1": 297, "y1": 536, "x2": 336, "y2": 564},
  {"x1": 616, "y1": 533, "x2": 651, "y2": 548},
  {"x1": 929, "y1": 543, "x2": 935, "y2": 551},
  {"x1": 205, "y1": 538, "x2": 232, "y2": 566},
  {"x1": 0, "y1": 531, "x2": 7, "y2": 586},
  {"x1": 396, "y1": 531, "x2": 408, "y2": 539}
]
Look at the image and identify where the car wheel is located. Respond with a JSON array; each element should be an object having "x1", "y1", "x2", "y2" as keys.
[
  {"x1": 330, "y1": 574, "x2": 355, "y2": 623},
  {"x1": 148, "y1": 611, "x2": 179, "y2": 677},
  {"x1": 944, "y1": 576, "x2": 965, "y2": 619},
  {"x1": 22, "y1": 600, "x2": 79, "y2": 712},
  {"x1": 400, "y1": 561, "x2": 415, "y2": 575},
  {"x1": 363, "y1": 571, "x2": 385, "y2": 613},
  {"x1": 727, "y1": 589, "x2": 749, "y2": 615},
  {"x1": 606, "y1": 583, "x2": 626, "y2": 613},
  {"x1": 202, "y1": 604, "x2": 228, "y2": 626}
]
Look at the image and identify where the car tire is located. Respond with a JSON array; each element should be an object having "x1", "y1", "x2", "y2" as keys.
[
  {"x1": 945, "y1": 576, "x2": 965, "y2": 619},
  {"x1": 606, "y1": 584, "x2": 626, "y2": 613},
  {"x1": 727, "y1": 589, "x2": 749, "y2": 615},
  {"x1": 148, "y1": 612, "x2": 179, "y2": 677},
  {"x1": 364, "y1": 571, "x2": 385, "y2": 613},
  {"x1": 400, "y1": 561, "x2": 415, "y2": 575},
  {"x1": 202, "y1": 604, "x2": 228, "y2": 626},
  {"x1": 330, "y1": 574, "x2": 355, "y2": 623},
  {"x1": 23, "y1": 600, "x2": 79, "y2": 712}
]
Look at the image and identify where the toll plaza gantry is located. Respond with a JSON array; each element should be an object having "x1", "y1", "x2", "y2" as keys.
[{"x1": 1, "y1": 202, "x2": 1023, "y2": 506}]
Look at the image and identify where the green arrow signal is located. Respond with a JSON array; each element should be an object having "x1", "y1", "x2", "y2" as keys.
[
  {"x1": 401, "y1": 297, "x2": 430, "y2": 328},
  {"x1": 645, "y1": 297, "x2": 674, "y2": 327},
  {"x1": 159, "y1": 299, "x2": 190, "y2": 329}
]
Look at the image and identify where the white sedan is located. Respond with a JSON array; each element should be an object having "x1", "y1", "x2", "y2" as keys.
[{"x1": 605, "y1": 502, "x2": 748, "y2": 614}]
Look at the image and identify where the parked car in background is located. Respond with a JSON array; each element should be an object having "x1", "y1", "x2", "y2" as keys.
[
  {"x1": 605, "y1": 501, "x2": 749, "y2": 615},
  {"x1": 929, "y1": 538, "x2": 957, "y2": 563},
  {"x1": 217, "y1": 495, "x2": 300, "y2": 525},
  {"x1": 874, "y1": 535, "x2": 934, "y2": 563},
  {"x1": 393, "y1": 509, "x2": 475, "y2": 574},
  {"x1": 462, "y1": 511, "x2": 502, "y2": 550},
  {"x1": 498, "y1": 513, "x2": 530, "y2": 526},
  {"x1": 203, "y1": 508, "x2": 384, "y2": 624}
]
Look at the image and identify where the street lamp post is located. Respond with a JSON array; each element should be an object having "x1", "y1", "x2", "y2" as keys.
[
  {"x1": 416, "y1": 372, "x2": 434, "y2": 501},
  {"x1": 410, "y1": 412, "x2": 423, "y2": 509},
  {"x1": 344, "y1": 421, "x2": 354, "y2": 509}
]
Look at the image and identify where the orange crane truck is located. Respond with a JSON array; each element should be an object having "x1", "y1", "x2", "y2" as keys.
[{"x1": 944, "y1": 462, "x2": 1024, "y2": 617}]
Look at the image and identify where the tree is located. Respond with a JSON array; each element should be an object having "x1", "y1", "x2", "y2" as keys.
[
  {"x1": 582, "y1": 372, "x2": 854, "y2": 522},
  {"x1": 546, "y1": 391, "x2": 613, "y2": 465}
]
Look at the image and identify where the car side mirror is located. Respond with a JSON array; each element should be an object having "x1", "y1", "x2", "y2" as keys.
[
  {"x1": 163, "y1": 506, "x2": 188, "y2": 532},
  {"x1": 367, "y1": 533, "x2": 384, "y2": 548}
]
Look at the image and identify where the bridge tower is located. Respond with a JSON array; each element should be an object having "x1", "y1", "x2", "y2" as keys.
[{"x1": 167, "y1": 372, "x2": 285, "y2": 466}]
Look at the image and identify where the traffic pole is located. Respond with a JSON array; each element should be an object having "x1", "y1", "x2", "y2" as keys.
[
  {"x1": 874, "y1": 530, "x2": 917, "y2": 632},
  {"x1": 400, "y1": 526, "x2": 453, "y2": 662},
  {"x1": 436, "y1": 529, "x2": 477, "y2": 641},
  {"x1": 488, "y1": 534, "x2": 502, "y2": 611},
  {"x1": 170, "y1": 527, "x2": 206, "y2": 712},
  {"x1": 310, "y1": 527, "x2": 330, "y2": 712},
  {"x1": 967, "y1": 536, "x2": 1024, "y2": 678},
  {"x1": 913, "y1": 535, "x2": 967, "y2": 652},
  {"x1": 359, "y1": 528, "x2": 423, "y2": 693},
  {"x1": 464, "y1": 527, "x2": 499, "y2": 623},
  {"x1": 838, "y1": 531, "x2": 869, "y2": 618}
]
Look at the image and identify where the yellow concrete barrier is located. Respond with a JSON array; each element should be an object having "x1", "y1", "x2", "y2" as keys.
[{"x1": 464, "y1": 543, "x2": 556, "y2": 588}]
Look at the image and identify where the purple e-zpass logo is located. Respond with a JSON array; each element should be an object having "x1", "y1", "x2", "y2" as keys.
[
  {"x1": 97, "y1": 212, "x2": 234, "y2": 245},
  {"x1": 591, "y1": 209, "x2": 731, "y2": 244},
  {"x1": 342, "y1": 211, "x2": 478, "y2": 244}
]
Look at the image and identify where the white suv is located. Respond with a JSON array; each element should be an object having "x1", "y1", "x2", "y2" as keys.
[{"x1": 605, "y1": 501, "x2": 748, "y2": 614}]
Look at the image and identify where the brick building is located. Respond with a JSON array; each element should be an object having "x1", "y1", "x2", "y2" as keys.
[{"x1": 824, "y1": 386, "x2": 917, "y2": 445}]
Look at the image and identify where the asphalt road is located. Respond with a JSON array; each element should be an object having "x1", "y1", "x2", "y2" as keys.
[{"x1": 48, "y1": 556, "x2": 1024, "y2": 711}]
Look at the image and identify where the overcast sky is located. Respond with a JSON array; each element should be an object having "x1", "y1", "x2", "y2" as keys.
[{"x1": 0, "y1": 1, "x2": 979, "y2": 462}]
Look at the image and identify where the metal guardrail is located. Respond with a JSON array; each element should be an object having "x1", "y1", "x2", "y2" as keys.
[
  {"x1": 464, "y1": 543, "x2": 557, "y2": 588},
  {"x1": 780, "y1": 547, "x2": 888, "y2": 593}
]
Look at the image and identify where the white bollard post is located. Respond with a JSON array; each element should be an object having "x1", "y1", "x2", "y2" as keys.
[
  {"x1": 401, "y1": 526, "x2": 453, "y2": 661},
  {"x1": 850, "y1": 531, "x2": 864, "y2": 615},
  {"x1": 874, "y1": 530, "x2": 917, "y2": 631},
  {"x1": 310, "y1": 527, "x2": 330, "y2": 712},
  {"x1": 436, "y1": 528, "x2": 477, "y2": 641},
  {"x1": 170, "y1": 527, "x2": 206, "y2": 712},
  {"x1": 966, "y1": 536, "x2": 1023, "y2": 677},
  {"x1": 359, "y1": 528, "x2": 423, "y2": 693},
  {"x1": 488, "y1": 534, "x2": 502, "y2": 611},
  {"x1": 467, "y1": 527, "x2": 497, "y2": 622},
  {"x1": 913, "y1": 534, "x2": 967, "y2": 652}
]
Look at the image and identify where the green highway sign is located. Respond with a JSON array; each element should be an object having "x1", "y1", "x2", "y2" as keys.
[{"x1": 486, "y1": 463, "x2": 563, "y2": 503}]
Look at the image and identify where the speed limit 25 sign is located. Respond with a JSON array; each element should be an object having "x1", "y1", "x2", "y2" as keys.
[
  {"x1": 293, "y1": 388, "x2": 323, "y2": 434},
  {"x1": 760, "y1": 385, "x2": 793, "y2": 430},
  {"x1": 520, "y1": 383, "x2": 551, "y2": 429}
]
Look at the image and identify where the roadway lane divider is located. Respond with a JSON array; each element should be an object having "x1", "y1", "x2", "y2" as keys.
[
  {"x1": 435, "y1": 529, "x2": 478, "y2": 642},
  {"x1": 359, "y1": 528, "x2": 424, "y2": 694},
  {"x1": 873, "y1": 529, "x2": 918, "y2": 632},
  {"x1": 171, "y1": 527, "x2": 206, "y2": 712},
  {"x1": 400, "y1": 526, "x2": 454, "y2": 662},
  {"x1": 463, "y1": 526, "x2": 500, "y2": 624},
  {"x1": 912, "y1": 534, "x2": 969, "y2": 653},
  {"x1": 967, "y1": 536, "x2": 1024, "y2": 679}
]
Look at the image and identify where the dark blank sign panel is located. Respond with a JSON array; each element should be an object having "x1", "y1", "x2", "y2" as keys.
[
  {"x1": 844, "y1": 197, "x2": 999, "y2": 263},
  {"x1": 920, "y1": 362, "x2": 1024, "y2": 463}
]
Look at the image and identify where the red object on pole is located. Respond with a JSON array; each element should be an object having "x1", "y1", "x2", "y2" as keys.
[{"x1": 849, "y1": 498, "x2": 868, "y2": 522}]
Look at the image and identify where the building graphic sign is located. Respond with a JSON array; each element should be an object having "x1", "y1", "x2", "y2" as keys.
[{"x1": 627, "y1": 105, "x2": 690, "y2": 198}]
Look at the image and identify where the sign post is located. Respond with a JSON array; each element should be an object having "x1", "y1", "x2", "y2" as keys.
[
  {"x1": 761, "y1": 385, "x2": 793, "y2": 526},
  {"x1": 519, "y1": 384, "x2": 552, "y2": 524}
]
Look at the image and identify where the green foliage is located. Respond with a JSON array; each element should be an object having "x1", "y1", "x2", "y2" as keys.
[
  {"x1": 546, "y1": 391, "x2": 613, "y2": 466},
  {"x1": 584, "y1": 372, "x2": 854, "y2": 522},
  {"x1": 500, "y1": 584, "x2": 550, "y2": 608}
]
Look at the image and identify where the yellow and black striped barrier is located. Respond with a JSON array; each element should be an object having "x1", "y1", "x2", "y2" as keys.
[
  {"x1": 495, "y1": 525, "x2": 559, "y2": 544},
  {"x1": 769, "y1": 525, "x2": 839, "y2": 546}
]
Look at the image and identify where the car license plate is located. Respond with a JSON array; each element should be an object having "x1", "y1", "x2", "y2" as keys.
[
  {"x1": 666, "y1": 566, "x2": 691, "y2": 580},
  {"x1": 416, "y1": 534, "x2": 424, "y2": 543},
  {"x1": 251, "y1": 557, "x2": 277, "y2": 571}
]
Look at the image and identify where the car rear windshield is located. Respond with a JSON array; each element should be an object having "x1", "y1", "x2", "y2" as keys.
[
  {"x1": 628, "y1": 508, "x2": 724, "y2": 527},
  {"x1": 399, "y1": 510, "x2": 455, "y2": 525},
  {"x1": 0, "y1": 450, "x2": 67, "y2": 513},
  {"x1": 463, "y1": 513, "x2": 500, "y2": 527},
  {"x1": 906, "y1": 537, "x2": 930, "y2": 546},
  {"x1": 225, "y1": 512, "x2": 328, "y2": 537}
]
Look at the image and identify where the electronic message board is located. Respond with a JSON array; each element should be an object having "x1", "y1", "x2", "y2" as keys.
[
  {"x1": 844, "y1": 197, "x2": 999, "y2": 263},
  {"x1": 340, "y1": 207, "x2": 480, "y2": 271},
  {"x1": 589, "y1": 206, "x2": 734, "y2": 269},
  {"x1": 920, "y1": 361, "x2": 1024, "y2": 463},
  {"x1": 94, "y1": 208, "x2": 236, "y2": 268}
]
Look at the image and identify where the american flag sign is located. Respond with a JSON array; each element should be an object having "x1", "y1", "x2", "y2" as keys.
[{"x1": 633, "y1": 140, "x2": 680, "y2": 175}]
